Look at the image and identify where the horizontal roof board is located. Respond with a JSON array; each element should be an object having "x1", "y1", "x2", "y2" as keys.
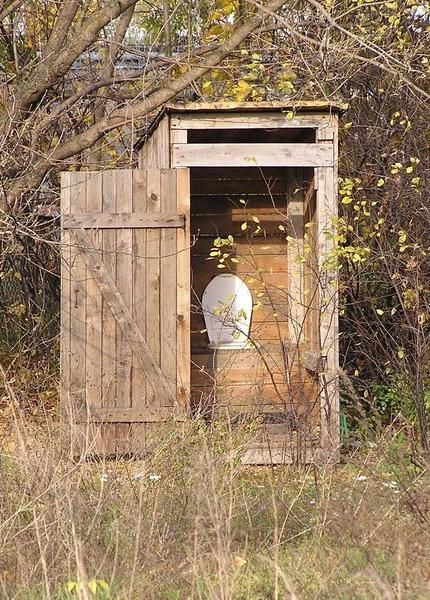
[{"x1": 136, "y1": 100, "x2": 348, "y2": 150}]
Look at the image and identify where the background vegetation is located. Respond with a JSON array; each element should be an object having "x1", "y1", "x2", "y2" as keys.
[{"x1": 0, "y1": 0, "x2": 429, "y2": 597}]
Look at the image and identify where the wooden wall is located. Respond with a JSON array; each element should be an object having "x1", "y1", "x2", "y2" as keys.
[{"x1": 190, "y1": 166, "x2": 319, "y2": 432}]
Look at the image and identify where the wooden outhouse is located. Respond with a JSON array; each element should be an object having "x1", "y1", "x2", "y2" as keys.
[{"x1": 61, "y1": 101, "x2": 344, "y2": 464}]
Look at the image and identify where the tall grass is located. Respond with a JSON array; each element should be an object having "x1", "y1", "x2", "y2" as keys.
[{"x1": 0, "y1": 405, "x2": 429, "y2": 600}]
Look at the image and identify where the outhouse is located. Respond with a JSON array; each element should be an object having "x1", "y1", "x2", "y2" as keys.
[{"x1": 61, "y1": 101, "x2": 345, "y2": 464}]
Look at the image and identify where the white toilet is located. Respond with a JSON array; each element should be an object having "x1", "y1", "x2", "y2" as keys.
[{"x1": 202, "y1": 274, "x2": 253, "y2": 350}]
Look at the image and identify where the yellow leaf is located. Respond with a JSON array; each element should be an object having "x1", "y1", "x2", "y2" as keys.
[
  {"x1": 252, "y1": 215, "x2": 260, "y2": 223},
  {"x1": 88, "y1": 580, "x2": 98, "y2": 594},
  {"x1": 217, "y1": 263, "x2": 226, "y2": 268},
  {"x1": 98, "y1": 580, "x2": 109, "y2": 591},
  {"x1": 234, "y1": 555, "x2": 247, "y2": 567},
  {"x1": 376, "y1": 309, "x2": 384, "y2": 316},
  {"x1": 241, "y1": 222, "x2": 248, "y2": 231},
  {"x1": 208, "y1": 24, "x2": 224, "y2": 37},
  {"x1": 376, "y1": 178, "x2": 385, "y2": 187},
  {"x1": 65, "y1": 582, "x2": 76, "y2": 592},
  {"x1": 235, "y1": 80, "x2": 252, "y2": 102},
  {"x1": 343, "y1": 122, "x2": 353, "y2": 130}
]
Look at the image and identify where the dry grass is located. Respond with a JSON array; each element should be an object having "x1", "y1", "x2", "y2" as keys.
[{"x1": 0, "y1": 408, "x2": 429, "y2": 600}]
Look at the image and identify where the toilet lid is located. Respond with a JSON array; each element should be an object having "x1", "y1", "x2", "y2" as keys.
[{"x1": 202, "y1": 274, "x2": 252, "y2": 347}]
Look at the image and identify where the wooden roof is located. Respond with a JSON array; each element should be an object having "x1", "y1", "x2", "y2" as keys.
[
  {"x1": 136, "y1": 100, "x2": 348, "y2": 150},
  {"x1": 163, "y1": 100, "x2": 348, "y2": 114}
]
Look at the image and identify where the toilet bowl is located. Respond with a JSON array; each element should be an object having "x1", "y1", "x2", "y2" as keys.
[{"x1": 202, "y1": 274, "x2": 253, "y2": 350}]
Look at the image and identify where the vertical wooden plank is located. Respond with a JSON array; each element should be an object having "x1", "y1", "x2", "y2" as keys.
[
  {"x1": 287, "y1": 167, "x2": 305, "y2": 348},
  {"x1": 60, "y1": 173, "x2": 72, "y2": 425},
  {"x1": 145, "y1": 170, "x2": 162, "y2": 408},
  {"x1": 85, "y1": 172, "x2": 103, "y2": 411},
  {"x1": 131, "y1": 170, "x2": 148, "y2": 452},
  {"x1": 176, "y1": 168, "x2": 190, "y2": 411},
  {"x1": 160, "y1": 169, "x2": 177, "y2": 402},
  {"x1": 84, "y1": 171, "x2": 104, "y2": 453},
  {"x1": 68, "y1": 172, "x2": 87, "y2": 452},
  {"x1": 115, "y1": 170, "x2": 133, "y2": 452},
  {"x1": 138, "y1": 116, "x2": 171, "y2": 168},
  {"x1": 101, "y1": 170, "x2": 117, "y2": 454},
  {"x1": 316, "y1": 115, "x2": 340, "y2": 458}
]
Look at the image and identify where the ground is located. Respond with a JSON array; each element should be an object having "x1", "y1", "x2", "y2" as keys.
[{"x1": 0, "y1": 415, "x2": 429, "y2": 599}]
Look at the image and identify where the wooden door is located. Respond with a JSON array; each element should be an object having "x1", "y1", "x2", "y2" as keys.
[{"x1": 60, "y1": 169, "x2": 190, "y2": 455}]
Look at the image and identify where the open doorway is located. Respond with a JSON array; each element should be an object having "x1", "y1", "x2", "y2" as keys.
[{"x1": 189, "y1": 164, "x2": 319, "y2": 454}]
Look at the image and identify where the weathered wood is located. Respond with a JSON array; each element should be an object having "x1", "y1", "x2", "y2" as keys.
[
  {"x1": 72, "y1": 229, "x2": 177, "y2": 407},
  {"x1": 139, "y1": 115, "x2": 171, "y2": 168},
  {"x1": 287, "y1": 168, "x2": 305, "y2": 346},
  {"x1": 170, "y1": 129, "x2": 187, "y2": 143},
  {"x1": 76, "y1": 406, "x2": 181, "y2": 423},
  {"x1": 63, "y1": 212, "x2": 185, "y2": 229},
  {"x1": 316, "y1": 115, "x2": 340, "y2": 457},
  {"x1": 164, "y1": 100, "x2": 348, "y2": 113},
  {"x1": 172, "y1": 143, "x2": 334, "y2": 168},
  {"x1": 171, "y1": 112, "x2": 331, "y2": 130},
  {"x1": 115, "y1": 170, "x2": 133, "y2": 445},
  {"x1": 160, "y1": 169, "x2": 178, "y2": 401},
  {"x1": 101, "y1": 170, "x2": 117, "y2": 454},
  {"x1": 176, "y1": 168, "x2": 191, "y2": 410},
  {"x1": 69, "y1": 172, "x2": 87, "y2": 421},
  {"x1": 60, "y1": 172, "x2": 72, "y2": 421},
  {"x1": 131, "y1": 169, "x2": 148, "y2": 447},
  {"x1": 85, "y1": 172, "x2": 103, "y2": 416},
  {"x1": 145, "y1": 170, "x2": 162, "y2": 409},
  {"x1": 62, "y1": 168, "x2": 191, "y2": 455}
]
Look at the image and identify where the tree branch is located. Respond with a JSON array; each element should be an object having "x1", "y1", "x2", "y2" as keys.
[
  {"x1": 7, "y1": 0, "x2": 287, "y2": 202},
  {"x1": 15, "y1": 0, "x2": 140, "y2": 114}
]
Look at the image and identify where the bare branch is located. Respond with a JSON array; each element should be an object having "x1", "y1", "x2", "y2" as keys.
[{"x1": 7, "y1": 0, "x2": 288, "y2": 201}]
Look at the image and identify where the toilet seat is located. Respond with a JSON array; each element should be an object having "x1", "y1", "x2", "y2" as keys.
[{"x1": 202, "y1": 274, "x2": 253, "y2": 350}]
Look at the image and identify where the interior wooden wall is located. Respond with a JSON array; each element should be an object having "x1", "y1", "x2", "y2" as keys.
[{"x1": 190, "y1": 166, "x2": 319, "y2": 429}]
